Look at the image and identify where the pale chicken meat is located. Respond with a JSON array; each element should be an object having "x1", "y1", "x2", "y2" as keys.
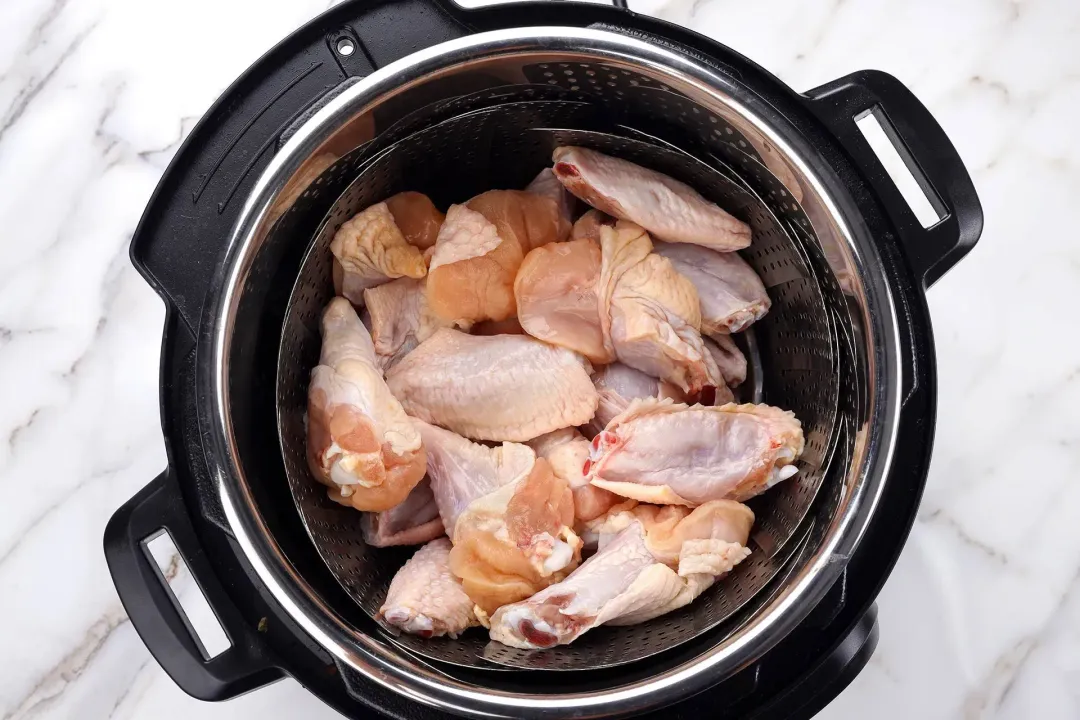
[
  {"x1": 380, "y1": 538, "x2": 476, "y2": 638},
  {"x1": 583, "y1": 501, "x2": 753, "y2": 568},
  {"x1": 516, "y1": 210, "x2": 608, "y2": 360},
  {"x1": 526, "y1": 167, "x2": 575, "y2": 224},
  {"x1": 412, "y1": 419, "x2": 536, "y2": 536},
  {"x1": 705, "y1": 334, "x2": 748, "y2": 388},
  {"x1": 600, "y1": 222, "x2": 715, "y2": 397},
  {"x1": 552, "y1": 146, "x2": 751, "y2": 251},
  {"x1": 331, "y1": 202, "x2": 428, "y2": 304},
  {"x1": 577, "y1": 498, "x2": 639, "y2": 553},
  {"x1": 527, "y1": 429, "x2": 621, "y2": 524},
  {"x1": 408, "y1": 421, "x2": 580, "y2": 619},
  {"x1": 653, "y1": 241, "x2": 770, "y2": 334},
  {"x1": 384, "y1": 191, "x2": 444, "y2": 252},
  {"x1": 450, "y1": 458, "x2": 581, "y2": 616},
  {"x1": 426, "y1": 190, "x2": 570, "y2": 325},
  {"x1": 386, "y1": 329, "x2": 597, "y2": 442},
  {"x1": 702, "y1": 349, "x2": 736, "y2": 406},
  {"x1": 363, "y1": 277, "x2": 455, "y2": 372},
  {"x1": 587, "y1": 362, "x2": 686, "y2": 438},
  {"x1": 426, "y1": 204, "x2": 505, "y2": 320},
  {"x1": 307, "y1": 298, "x2": 427, "y2": 511},
  {"x1": 361, "y1": 478, "x2": 444, "y2": 548},
  {"x1": 569, "y1": 208, "x2": 608, "y2": 243},
  {"x1": 586, "y1": 399, "x2": 804, "y2": 505},
  {"x1": 515, "y1": 237, "x2": 610, "y2": 363},
  {"x1": 515, "y1": 219, "x2": 716, "y2": 397},
  {"x1": 488, "y1": 500, "x2": 753, "y2": 648}
]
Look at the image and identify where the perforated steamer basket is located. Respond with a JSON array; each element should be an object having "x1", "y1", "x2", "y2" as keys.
[
  {"x1": 278, "y1": 113, "x2": 836, "y2": 671},
  {"x1": 177, "y1": 23, "x2": 983, "y2": 719}
]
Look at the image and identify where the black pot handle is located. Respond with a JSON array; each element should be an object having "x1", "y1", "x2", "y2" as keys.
[
  {"x1": 751, "y1": 604, "x2": 879, "y2": 719},
  {"x1": 804, "y1": 70, "x2": 983, "y2": 288},
  {"x1": 104, "y1": 472, "x2": 283, "y2": 700}
]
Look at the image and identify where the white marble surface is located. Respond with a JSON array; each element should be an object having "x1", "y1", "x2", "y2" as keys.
[{"x1": 1, "y1": 0, "x2": 1076, "y2": 717}]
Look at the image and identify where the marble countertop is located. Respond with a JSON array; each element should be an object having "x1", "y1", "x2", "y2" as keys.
[{"x1": 1, "y1": 0, "x2": 1076, "y2": 718}]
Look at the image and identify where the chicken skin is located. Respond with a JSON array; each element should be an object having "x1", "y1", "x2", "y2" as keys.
[
  {"x1": 653, "y1": 240, "x2": 770, "y2": 334},
  {"x1": 392, "y1": 422, "x2": 579, "y2": 626},
  {"x1": 361, "y1": 477, "x2": 444, "y2": 548},
  {"x1": 384, "y1": 191, "x2": 444, "y2": 252},
  {"x1": 515, "y1": 219, "x2": 715, "y2": 397},
  {"x1": 586, "y1": 399, "x2": 803, "y2": 505},
  {"x1": 387, "y1": 329, "x2": 597, "y2": 442},
  {"x1": 552, "y1": 146, "x2": 750, "y2": 251},
  {"x1": 379, "y1": 538, "x2": 476, "y2": 638},
  {"x1": 363, "y1": 277, "x2": 454, "y2": 372},
  {"x1": 412, "y1": 419, "x2": 536, "y2": 536},
  {"x1": 586, "y1": 362, "x2": 686, "y2": 438},
  {"x1": 306, "y1": 298, "x2": 427, "y2": 512},
  {"x1": 526, "y1": 167, "x2": 575, "y2": 225},
  {"x1": 527, "y1": 428, "x2": 621, "y2": 524},
  {"x1": 515, "y1": 237, "x2": 609, "y2": 363},
  {"x1": 426, "y1": 190, "x2": 570, "y2": 325},
  {"x1": 705, "y1": 334, "x2": 748, "y2": 389},
  {"x1": 488, "y1": 500, "x2": 753, "y2": 648},
  {"x1": 601, "y1": 222, "x2": 713, "y2": 397},
  {"x1": 449, "y1": 458, "x2": 582, "y2": 617},
  {"x1": 331, "y1": 202, "x2": 428, "y2": 304}
]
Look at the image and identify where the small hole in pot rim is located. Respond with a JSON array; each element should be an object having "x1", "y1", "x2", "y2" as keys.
[{"x1": 336, "y1": 38, "x2": 355, "y2": 56}]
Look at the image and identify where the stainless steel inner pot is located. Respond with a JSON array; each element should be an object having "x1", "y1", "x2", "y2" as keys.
[{"x1": 201, "y1": 26, "x2": 902, "y2": 718}]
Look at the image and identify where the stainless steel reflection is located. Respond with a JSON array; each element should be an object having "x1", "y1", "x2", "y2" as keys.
[{"x1": 199, "y1": 26, "x2": 901, "y2": 718}]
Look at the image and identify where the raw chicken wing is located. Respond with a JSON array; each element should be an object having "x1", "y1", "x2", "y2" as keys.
[
  {"x1": 307, "y1": 298, "x2": 427, "y2": 511},
  {"x1": 450, "y1": 457, "x2": 582, "y2": 616},
  {"x1": 515, "y1": 237, "x2": 610, "y2": 363},
  {"x1": 527, "y1": 429, "x2": 621, "y2": 523},
  {"x1": 488, "y1": 500, "x2": 753, "y2": 648},
  {"x1": 361, "y1": 478, "x2": 444, "y2": 547},
  {"x1": 586, "y1": 362, "x2": 685, "y2": 437},
  {"x1": 701, "y1": 349, "x2": 735, "y2": 406},
  {"x1": 515, "y1": 220, "x2": 715, "y2": 397},
  {"x1": 411, "y1": 420, "x2": 581, "y2": 615},
  {"x1": 583, "y1": 501, "x2": 753, "y2": 568},
  {"x1": 705, "y1": 334, "x2": 747, "y2": 388},
  {"x1": 387, "y1": 329, "x2": 597, "y2": 442},
  {"x1": 380, "y1": 538, "x2": 476, "y2": 638},
  {"x1": 569, "y1": 208, "x2": 609, "y2": 243},
  {"x1": 586, "y1": 399, "x2": 804, "y2": 505},
  {"x1": 363, "y1": 277, "x2": 454, "y2": 372},
  {"x1": 426, "y1": 190, "x2": 570, "y2": 325},
  {"x1": 331, "y1": 202, "x2": 427, "y2": 304},
  {"x1": 600, "y1": 222, "x2": 714, "y2": 396},
  {"x1": 526, "y1": 167, "x2": 575, "y2": 224},
  {"x1": 552, "y1": 146, "x2": 751, "y2": 251},
  {"x1": 412, "y1": 419, "x2": 536, "y2": 535},
  {"x1": 653, "y1": 241, "x2": 770, "y2": 334}
]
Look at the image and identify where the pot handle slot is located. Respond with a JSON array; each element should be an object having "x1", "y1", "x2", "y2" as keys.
[
  {"x1": 805, "y1": 70, "x2": 983, "y2": 288},
  {"x1": 104, "y1": 472, "x2": 283, "y2": 700}
]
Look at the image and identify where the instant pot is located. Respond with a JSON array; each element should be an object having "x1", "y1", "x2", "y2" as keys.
[{"x1": 104, "y1": 0, "x2": 982, "y2": 717}]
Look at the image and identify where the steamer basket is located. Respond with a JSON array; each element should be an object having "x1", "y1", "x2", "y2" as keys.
[{"x1": 275, "y1": 81, "x2": 847, "y2": 670}]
